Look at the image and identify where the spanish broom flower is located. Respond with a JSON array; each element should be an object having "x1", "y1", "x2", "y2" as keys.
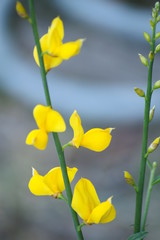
[
  {"x1": 33, "y1": 16, "x2": 84, "y2": 72},
  {"x1": 71, "y1": 178, "x2": 116, "y2": 224},
  {"x1": 26, "y1": 104, "x2": 66, "y2": 150},
  {"x1": 29, "y1": 166, "x2": 78, "y2": 198},
  {"x1": 66, "y1": 110, "x2": 113, "y2": 152}
]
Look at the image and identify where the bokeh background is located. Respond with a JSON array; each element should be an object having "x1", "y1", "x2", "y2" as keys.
[{"x1": 1, "y1": 0, "x2": 160, "y2": 239}]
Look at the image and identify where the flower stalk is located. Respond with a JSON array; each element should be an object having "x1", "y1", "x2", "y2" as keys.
[
  {"x1": 28, "y1": 1, "x2": 84, "y2": 239},
  {"x1": 142, "y1": 162, "x2": 157, "y2": 231},
  {"x1": 134, "y1": 3, "x2": 159, "y2": 234}
]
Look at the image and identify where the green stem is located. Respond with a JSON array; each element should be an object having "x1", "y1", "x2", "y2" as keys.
[
  {"x1": 142, "y1": 162, "x2": 157, "y2": 231},
  {"x1": 28, "y1": 1, "x2": 51, "y2": 106},
  {"x1": 134, "y1": 15, "x2": 157, "y2": 234},
  {"x1": 28, "y1": 1, "x2": 84, "y2": 239},
  {"x1": 62, "y1": 142, "x2": 72, "y2": 151},
  {"x1": 58, "y1": 193, "x2": 68, "y2": 204}
]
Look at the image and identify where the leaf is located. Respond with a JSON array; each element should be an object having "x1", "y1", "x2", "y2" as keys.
[
  {"x1": 152, "y1": 174, "x2": 160, "y2": 185},
  {"x1": 128, "y1": 231, "x2": 148, "y2": 240}
]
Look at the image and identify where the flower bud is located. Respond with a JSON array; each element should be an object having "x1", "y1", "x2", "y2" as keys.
[
  {"x1": 134, "y1": 87, "x2": 145, "y2": 97},
  {"x1": 152, "y1": 9, "x2": 156, "y2": 19},
  {"x1": 144, "y1": 32, "x2": 151, "y2": 43},
  {"x1": 124, "y1": 171, "x2": 136, "y2": 188},
  {"x1": 157, "y1": 15, "x2": 160, "y2": 22},
  {"x1": 155, "y1": 2, "x2": 160, "y2": 10},
  {"x1": 153, "y1": 161, "x2": 157, "y2": 169},
  {"x1": 16, "y1": 1, "x2": 28, "y2": 19},
  {"x1": 153, "y1": 80, "x2": 160, "y2": 90},
  {"x1": 147, "y1": 137, "x2": 160, "y2": 154},
  {"x1": 155, "y1": 44, "x2": 160, "y2": 53},
  {"x1": 149, "y1": 105, "x2": 155, "y2": 122},
  {"x1": 138, "y1": 54, "x2": 149, "y2": 67},
  {"x1": 155, "y1": 32, "x2": 160, "y2": 40},
  {"x1": 150, "y1": 19, "x2": 154, "y2": 27},
  {"x1": 148, "y1": 51, "x2": 154, "y2": 61}
]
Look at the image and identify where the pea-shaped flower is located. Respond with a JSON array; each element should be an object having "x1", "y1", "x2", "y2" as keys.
[
  {"x1": 71, "y1": 178, "x2": 116, "y2": 224},
  {"x1": 67, "y1": 110, "x2": 113, "y2": 152},
  {"x1": 26, "y1": 104, "x2": 66, "y2": 150},
  {"x1": 29, "y1": 166, "x2": 78, "y2": 198},
  {"x1": 33, "y1": 16, "x2": 84, "y2": 72}
]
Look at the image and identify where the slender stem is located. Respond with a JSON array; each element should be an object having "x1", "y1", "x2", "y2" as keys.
[
  {"x1": 62, "y1": 142, "x2": 72, "y2": 151},
  {"x1": 58, "y1": 193, "x2": 68, "y2": 204},
  {"x1": 28, "y1": 1, "x2": 84, "y2": 239},
  {"x1": 28, "y1": 0, "x2": 51, "y2": 106},
  {"x1": 134, "y1": 14, "x2": 157, "y2": 234},
  {"x1": 142, "y1": 162, "x2": 157, "y2": 231}
]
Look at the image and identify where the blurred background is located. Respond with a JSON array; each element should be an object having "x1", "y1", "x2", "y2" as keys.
[{"x1": 1, "y1": 0, "x2": 160, "y2": 239}]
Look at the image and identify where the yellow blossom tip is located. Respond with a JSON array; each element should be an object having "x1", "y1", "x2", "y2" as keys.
[
  {"x1": 108, "y1": 128, "x2": 115, "y2": 133},
  {"x1": 32, "y1": 167, "x2": 38, "y2": 176},
  {"x1": 107, "y1": 196, "x2": 113, "y2": 203}
]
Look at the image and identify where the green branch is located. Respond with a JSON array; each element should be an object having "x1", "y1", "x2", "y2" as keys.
[
  {"x1": 142, "y1": 162, "x2": 157, "y2": 231},
  {"x1": 28, "y1": 1, "x2": 84, "y2": 239},
  {"x1": 134, "y1": 3, "x2": 159, "y2": 234}
]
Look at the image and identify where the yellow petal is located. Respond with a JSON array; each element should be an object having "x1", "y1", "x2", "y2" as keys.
[
  {"x1": 87, "y1": 197, "x2": 116, "y2": 224},
  {"x1": 57, "y1": 39, "x2": 84, "y2": 60},
  {"x1": 71, "y1": 178, "x2": 100, "y2": 222},
  {"x1": 44, "y1": 167, "x2": 78, "y2": 195},
  {"x1": 46, "y1": 109, "x2": 66, "y2": 132},
  {"x1": 48, "y1": 17, "x2": 64, "y2": 53},
  {"x1": 69, "y1": 111, "x2": 84, "y2": 148},
  {"x1": 33, "y1": 104, "x2": 66, "y2": 133},
  {"x1": 25, "y1": 129, "x2": 48, "y2": 150},
  {"x1": 28, "y1": 168, "x2": 53, "y2": 196},
  {"x1": 81, "y1": 128, "x2": 112, "y2": 152},
  {"x1": 33, "y1": 104, "x2": 50, "y2": 130},
  {"x1": 33, "y1": 34, "x2": 62, "y2": 72}
]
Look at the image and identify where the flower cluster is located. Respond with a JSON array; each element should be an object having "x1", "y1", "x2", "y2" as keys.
[
  {"x1": 26, "y1": 103, "x2": 116, "y2": 224},
  {"x1": 24, "y1": 15, "x2": 116, "y2": 228}
]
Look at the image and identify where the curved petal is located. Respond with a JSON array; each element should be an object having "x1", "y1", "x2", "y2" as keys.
[
  {"x1": 87, "y1": 197, "x2": 116, "y2": 224},
  {"x1": 33, "y1": 34, "x2": 62, "y2": 72},
  {"x1": 33, "y1": 104, "x2": 50, "y2": 130},
  {"x1": 25, "y1": 129, "x2": 48, "y2": 150},
  {"x1": 69, "y1": 110, "x2": 84, "y2": 148},
  {"x1": 44, "y1": 167, "x2": 78, "y2": 195},
  {"x1": 57, "y1": 39, "x2": 84, "y2": 60},
  {"x1": 46, "y1": 109, "x2": 66, "y2": 132},
  {"x1": 81, "y1": 128, "x2": 112, "y2": 152},
  {"x1": 28, "y1": 168, "x2": 53, "y2": 196},
  {"x1": 33, "y1": 104, "x2": 66, "y2": 133},
  {"x1": 48, "y1": 17, "x2": 64, "y2": 53},
  {"x1": 71, "y1": 178, "x2": 100, "y2": 222}
]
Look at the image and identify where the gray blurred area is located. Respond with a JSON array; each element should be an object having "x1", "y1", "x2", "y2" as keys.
[{"x1": 0, "y1": 0, "x2": 160, "y2": 239}]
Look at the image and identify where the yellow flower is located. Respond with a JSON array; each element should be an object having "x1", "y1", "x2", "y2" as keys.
[
  {"x1": 29, "y1": 166, "x2": 78, "y2": 198},
  {"x1": 26, "y1": 104, "x2": 66, "y2": 150},
  {"x1": 69, "y1": 110, "x2": 113, "y2": 152},
  {"x1": 71, "y1": 178, "x2": 116, "y2": 224},
  {"x1": 33, "y1": 17, "x2": 84, "y2": 72}
]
